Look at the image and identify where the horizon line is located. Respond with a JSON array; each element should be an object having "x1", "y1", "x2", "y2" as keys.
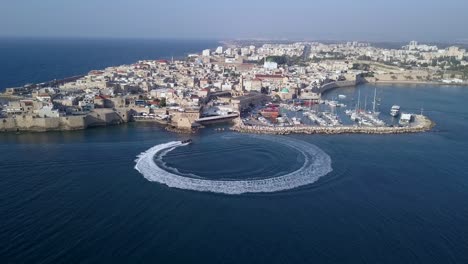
[{"x1": 0, "y1": 35, "x2": 467, "y2": 45}]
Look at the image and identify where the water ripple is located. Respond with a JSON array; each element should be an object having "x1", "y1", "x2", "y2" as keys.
[{"x1": 134, "y1": 136, "x2": 332, "y2": 195}]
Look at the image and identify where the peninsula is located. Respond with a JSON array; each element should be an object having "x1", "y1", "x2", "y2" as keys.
[{"x1": 2, "y1": 40, "x2": 466, "y2": 134}]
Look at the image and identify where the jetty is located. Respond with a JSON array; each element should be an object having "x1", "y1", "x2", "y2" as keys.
[{"x1": 231, "y1": 115, "x2": 434, "y2": 135}]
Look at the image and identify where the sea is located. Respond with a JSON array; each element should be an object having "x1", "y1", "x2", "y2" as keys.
[{"x1": 1, "y1": 38, "x2": 468, "y2": 263}]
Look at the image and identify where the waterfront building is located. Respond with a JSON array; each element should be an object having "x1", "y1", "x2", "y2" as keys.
[
  {"x1": 231, "y1": 92, "x2": 269, "y2": 112},
  {"x1": 35, "y1": 104, "x2": 60, "y2": 118},
  {"x1": 202, "y1": 49, "x2": 211, "y2": 57}
]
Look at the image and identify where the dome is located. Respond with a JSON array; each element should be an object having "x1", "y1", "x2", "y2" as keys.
[{"x1": 280, "y1": 88, "x2": 290, "y2": 93}]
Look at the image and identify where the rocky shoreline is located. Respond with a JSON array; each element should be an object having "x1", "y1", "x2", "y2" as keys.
[
  {"x1": 165, "y1": 126, "x2": 198, "y2": 134},
  {"x1": 230, "y1": 115, "x2": 434, "y2": 135}
]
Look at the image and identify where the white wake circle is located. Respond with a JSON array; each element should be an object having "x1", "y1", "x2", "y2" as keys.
[{"x1": 134, "y1": 136, "x2": 332, "y2": 195}]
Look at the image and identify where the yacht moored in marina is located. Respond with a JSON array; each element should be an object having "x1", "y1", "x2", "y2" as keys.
[{"x1": 390, "y1": 105, "x2": 401, "y2": 117}]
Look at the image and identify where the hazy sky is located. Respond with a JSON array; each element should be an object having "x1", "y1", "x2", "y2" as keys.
[{"x1": 1, "y1": 0, "x2": 467, "y2": 42}]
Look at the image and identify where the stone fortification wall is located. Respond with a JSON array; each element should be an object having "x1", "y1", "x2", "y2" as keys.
[{"x1": 0, "y1": 108, "x2": 128, "y2": 132}]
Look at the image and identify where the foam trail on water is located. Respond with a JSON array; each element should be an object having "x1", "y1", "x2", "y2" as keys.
[{"x1": 134, "y1": 137, "x2": 332, "y2": 195}]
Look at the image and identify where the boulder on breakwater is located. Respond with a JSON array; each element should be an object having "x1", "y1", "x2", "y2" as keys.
[{"x1": 230, "y1": 115, "x2": 434, "y2": 135}]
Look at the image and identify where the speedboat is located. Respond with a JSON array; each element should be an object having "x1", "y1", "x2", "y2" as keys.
[{"x1": 181, "y1": 139, "x2": 192, "y2": 144}]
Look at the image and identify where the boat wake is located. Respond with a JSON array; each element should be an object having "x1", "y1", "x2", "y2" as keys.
[{"x1": 134, "y1": 136, "x2": 332, "y2": 195}]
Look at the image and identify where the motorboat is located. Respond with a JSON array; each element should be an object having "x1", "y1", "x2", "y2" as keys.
[{"x1": 390, "y1": 105, "x2": 400, "y2": 117}]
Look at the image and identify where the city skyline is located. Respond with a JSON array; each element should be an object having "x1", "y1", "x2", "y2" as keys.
[{"x1": 0, "y1": 0, "x2": 467, "y2": 42}]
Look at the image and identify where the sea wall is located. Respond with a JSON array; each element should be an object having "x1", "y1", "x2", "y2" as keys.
[
  {"x1": 317, "y1": 80, "x2": 358, "y2": 94},
  {"x1": 0, "y1": 108, "x2": 130, "y2": 132},
  {"x1": 0, "y1": 115, "x2": 86, "y2": 132},
  {"x1": 85, "y1": 108, "x2": 126, "y2": 127},
  {"x1": 231, "y1": 115, "x2": 434, "y2": 135}
]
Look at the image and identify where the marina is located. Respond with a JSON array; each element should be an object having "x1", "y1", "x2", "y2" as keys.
[{"x1": 235, "y1": 85, "x2": 431, "y2": 135}]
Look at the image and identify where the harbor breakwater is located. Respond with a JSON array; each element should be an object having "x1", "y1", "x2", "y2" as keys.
[
  {"x1": 317, "y1": 80, "x2": 358, "y2": 94},
  {"x1": 231, "y1": 115, "x2": 434, "y2": 135}
]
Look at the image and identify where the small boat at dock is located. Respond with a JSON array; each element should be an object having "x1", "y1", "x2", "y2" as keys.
[{"x1": 390, "y1": 105, "x2": 401, "y2": 117}]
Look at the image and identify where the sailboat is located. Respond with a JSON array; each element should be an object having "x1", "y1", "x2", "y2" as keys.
[
  {"x1": 356, "y1": 89, "x2": 361, "y2": 112},
  {"x1": 350, "y1": 89, "x2": 361, "y2": 122},
  {"x1": 364, "y1": 94, "x2": 368, "y2": 113},
  {"x1": 371, "y1": 88, "x2": 380, "y2": 116}
]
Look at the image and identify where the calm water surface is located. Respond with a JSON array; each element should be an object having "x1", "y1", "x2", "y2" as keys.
[{"x1": 0, "y1": 39, "x2": 468, "y2": 263}]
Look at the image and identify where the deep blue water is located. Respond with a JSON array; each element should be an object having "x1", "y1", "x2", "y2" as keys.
[
  {"x1": 0, "y1": 38, "x2": 218, "y2": 90},
  {"x1": 1, "y1": 39, "x2": 468, "y2": 263}
]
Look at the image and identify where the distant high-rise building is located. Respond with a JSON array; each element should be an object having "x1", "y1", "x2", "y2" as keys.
[
  {"x1": 215, "y1": 46, "x2": 223, "y2": 54},
  {"x1": 409, "y1": 41, "x2": 418, "y2": 50}
]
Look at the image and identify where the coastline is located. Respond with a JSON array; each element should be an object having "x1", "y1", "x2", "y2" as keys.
[
  {"x1": 370, "y1": 80, "x2": 468, "y2": 86},
  {"x1": 6, "y1": 59, "x2": 468, "y2": 135},
  {"x1": 0, "y1": 108, "x2": 131, "y2": 133},
  {"x1": 1, "y1": 79, "x2": 444, "y2": 134}
]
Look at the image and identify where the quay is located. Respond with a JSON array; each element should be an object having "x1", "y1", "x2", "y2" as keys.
[
  {"x1": 195, "y1": 113, "x2": 238, "y2": 125},
  {"x1": 133, "y1": 116, "x2": 168, "y2": 125},
  {"x1": 231, "y1": 115, "x2": 434, "y2": 135}
]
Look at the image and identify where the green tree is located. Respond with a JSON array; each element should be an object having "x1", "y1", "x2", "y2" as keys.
[
  {"x1": 266, "y1": 56, "x2": 287, "y2": 65},
  {"x1": 463, "y1": 69, "x2": 468, "y2": 80},
  {"x1": 357, "y1": 55, "x2": 372, "y2": 61},
  {"x1": 352, "y1": 63, "x2": 370, "y2": 71},
  {"x1": 159, "y1": 98, "x2": 166, "y2": 107}
]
